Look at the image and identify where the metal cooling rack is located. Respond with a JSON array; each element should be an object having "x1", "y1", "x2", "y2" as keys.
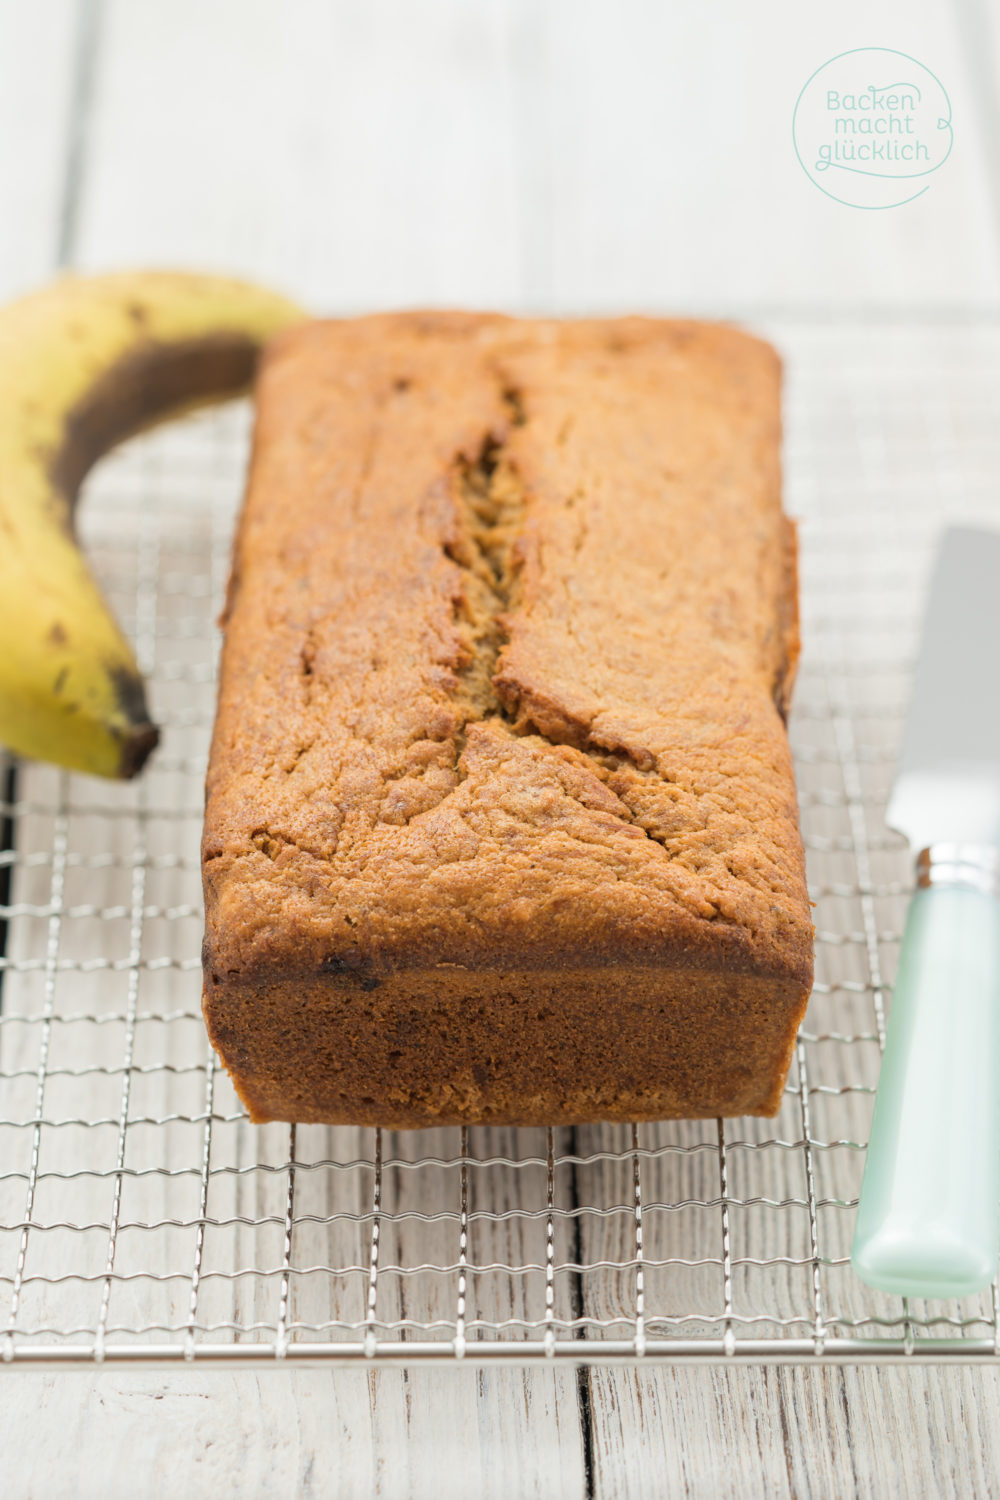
[{"x1": 2, "y1": 318, "x2": 1000, "y2": 1369}]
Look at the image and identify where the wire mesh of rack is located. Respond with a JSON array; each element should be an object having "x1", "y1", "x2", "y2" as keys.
[{"x1": 2, "y1": 318, "x2": 1000, "y2": 1369}]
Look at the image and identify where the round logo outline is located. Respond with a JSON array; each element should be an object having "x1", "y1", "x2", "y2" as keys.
[{"x1": 792, "y1": 47, "x2": 953, "y2": 210}]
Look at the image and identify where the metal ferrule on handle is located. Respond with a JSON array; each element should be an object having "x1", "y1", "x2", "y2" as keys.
[
  {"x1": 852, "y1": 843, "x2": 1000, "y2": 1300},
  {"x1": 917, "y1": 844, "x2": 1000, "y2": 897}
]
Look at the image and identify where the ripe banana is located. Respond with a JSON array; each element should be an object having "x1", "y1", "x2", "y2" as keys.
[{"x1": 0, "y1": 270, "x2": 303, "y2": 779}]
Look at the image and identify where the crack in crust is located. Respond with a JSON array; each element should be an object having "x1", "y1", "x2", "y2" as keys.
[
  {"x1": 445, "y1": 430, "x2": 525, "y2": 735},
  {"x1": 440, "y1": 382, "x2": 691, "y2": 855}
]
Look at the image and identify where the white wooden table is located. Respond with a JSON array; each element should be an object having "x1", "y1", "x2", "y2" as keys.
[{"x1": 3, "y1": 4, "x2": 1000, "y2": 1495}]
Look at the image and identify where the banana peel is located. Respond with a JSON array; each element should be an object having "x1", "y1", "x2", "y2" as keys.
[{"x1": 0, "y1": 270, "x2": 303, "y2": 778}]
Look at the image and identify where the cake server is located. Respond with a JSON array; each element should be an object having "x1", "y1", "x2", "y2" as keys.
[{"x1": 851, "y1": 526, "x2": 1000, "y2": 1299}]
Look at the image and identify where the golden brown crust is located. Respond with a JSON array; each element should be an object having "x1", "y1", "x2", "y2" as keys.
[{"x1": 202, "y1": 312, "x2": 813, "y2": 1126}]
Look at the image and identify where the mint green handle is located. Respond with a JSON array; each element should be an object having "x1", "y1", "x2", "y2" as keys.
[{"x1": 851, "y1": 884, "x2": 1000, "y2": 1299}]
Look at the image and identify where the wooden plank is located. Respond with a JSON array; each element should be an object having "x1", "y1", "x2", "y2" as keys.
[
  {"x1": 537, "y1": 0, "x2": 1000, "y2": 313},
  {"x1": 579, "y1": 1365, "x2": 1000, "y2": 1499},
  {"x1": 75, "y1": 0, "x2": 524, "y2": 311},
  {"x1": 0, "y1": 1364, "x2": 589, "y2": 1500},
  {"x1": 0, "y1": 0, "x2": 81, "y2": 295},
  {"x1": 954, "y1": 0, "x2": 1000, "y2": 282}
]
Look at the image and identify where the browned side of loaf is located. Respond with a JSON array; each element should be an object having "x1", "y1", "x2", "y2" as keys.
[
  {"x1": 204, "y1": 965, "x2": 807, "y2": 1128},
  {"x1": 202, "y1": 311, "x2": 814, "y2": 1127}
]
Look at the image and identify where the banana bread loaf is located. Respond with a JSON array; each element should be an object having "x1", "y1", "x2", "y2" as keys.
[{"x1": 202, "y1": 312, "x2": 813, "y2": 1127}]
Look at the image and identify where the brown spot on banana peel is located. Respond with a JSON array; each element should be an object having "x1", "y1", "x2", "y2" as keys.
[
  {"x1": 48, "y1": 332, "x2": 261, "y2": 512},
  {"x1": 107, "y1": 662, "x2": 158, "y2": 778},
  {"x1": 119, "y1": 720, "x2": 159, "y2": 779}
]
